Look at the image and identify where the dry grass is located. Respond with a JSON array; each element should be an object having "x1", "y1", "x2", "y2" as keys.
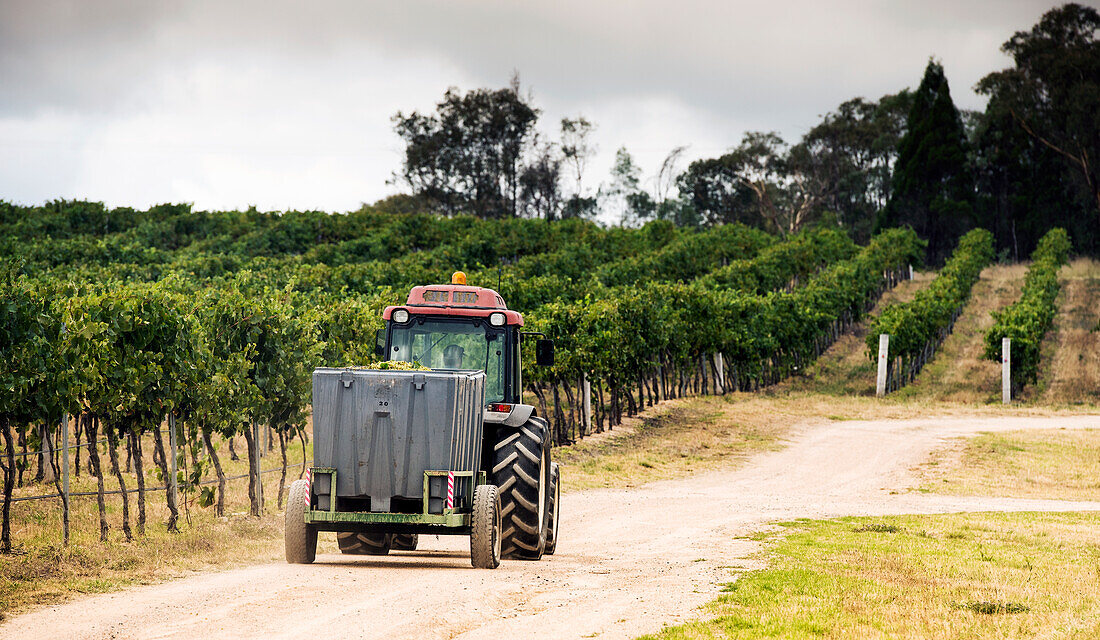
[
  {"x1": 917, "y1": 428, "x2": 1100, "y2": 502},
  {"x1": 0, "y1": 432, "x2": 330, "y2": 618},
  {"x1": 1033, "y1": 258, "x2": 1100, "y2": 406},
  {"x1": 556, "y1": 397, "x2": 785, "y2": 492},
  {"x1": 642, "y1": 512, "x2": 1100, "y2": 639}
]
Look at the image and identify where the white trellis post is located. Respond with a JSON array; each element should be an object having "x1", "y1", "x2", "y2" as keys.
[
  {"x1": 713, "y1": 353, "x2": 726, "y2": 392},
  {"x1": 876, "y1": 334, "x2": 890, "y2": 397},
  {"x1": 1002, "y1": 337, "x2": 1011, "y2": 405}
]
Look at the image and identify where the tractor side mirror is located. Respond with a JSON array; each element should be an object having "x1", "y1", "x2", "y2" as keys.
[
  {"x1": 536, "y1": 339, "x2": 555, "y2": 367},
  {"x1": 375, "y1": 329, "x2": 385, "y2": 357}
]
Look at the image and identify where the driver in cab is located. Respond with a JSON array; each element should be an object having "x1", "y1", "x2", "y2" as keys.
[{"x1": 442, "y1": 344, "x2": 465, "y2": 369}]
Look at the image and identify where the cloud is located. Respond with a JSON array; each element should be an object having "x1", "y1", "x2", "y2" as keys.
[{"x1": 0, "y1": 0, "x2": 1086, "y2": 211}]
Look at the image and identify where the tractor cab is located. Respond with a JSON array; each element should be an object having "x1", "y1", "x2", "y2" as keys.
[{"x1": 379, "y1": 271, "x2": 554, "y2": 406}]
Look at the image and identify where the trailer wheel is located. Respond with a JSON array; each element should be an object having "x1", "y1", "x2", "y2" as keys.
[
  {"x1": 285, "y1": 479, "x2": 317, "y2": 564},
  {"x1": 543, "y1": 462, "x2": 560, "y2": 555},
  {"x1": 391, "y1": 533, "x2": 419, "y2": 551},
  {"x1": 470, "y1": 484, "x2": 501, "y2": 569},
  {"x1": 492, "y1": 418, "x2": 549, "y2": 560},
  {"x1": 337, "y1": 532, "x2": 392, "y2": 555}
]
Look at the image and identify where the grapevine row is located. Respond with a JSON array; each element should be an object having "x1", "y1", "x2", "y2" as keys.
[
  {"x1": 865, "y1": 228, "x2": 995, "y2": 392},
  {"x1": 983, "y1": 228, "x2": 1071, "y2": 390}
]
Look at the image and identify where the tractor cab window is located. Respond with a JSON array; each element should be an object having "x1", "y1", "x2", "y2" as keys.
[{"x1": 388, "y1": 318, "x2": 506, "y2": 403}]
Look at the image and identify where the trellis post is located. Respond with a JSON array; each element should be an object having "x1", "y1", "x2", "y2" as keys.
[{"x1": 876, "y1": 334, "x2": 890, "y2": 397}]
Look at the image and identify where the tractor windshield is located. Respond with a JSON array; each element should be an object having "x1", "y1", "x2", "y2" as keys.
[{"x1": 388, "y1": 318, "x2": 506, "y2": 403}]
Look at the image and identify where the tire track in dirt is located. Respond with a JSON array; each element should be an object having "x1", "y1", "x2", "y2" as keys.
[{"x1": 7, "y1": 414, "x2": 1100, "y2": 640}]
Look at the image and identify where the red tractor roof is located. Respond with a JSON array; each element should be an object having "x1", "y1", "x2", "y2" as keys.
[{"x1": 383, "y1": 284, "x2": 524, "y2": 325}]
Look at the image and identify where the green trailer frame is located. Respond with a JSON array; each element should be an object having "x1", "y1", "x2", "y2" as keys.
[{"x1": 304, "y1": 467, "x2": 488, "y2": 534}]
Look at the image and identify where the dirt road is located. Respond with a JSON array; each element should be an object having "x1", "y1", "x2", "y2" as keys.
[{"x1": 9, "y1": 413, "x2": 1100, "y2": 640}]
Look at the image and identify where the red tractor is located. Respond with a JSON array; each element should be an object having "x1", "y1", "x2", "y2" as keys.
[{"x1": 286, "y1": 272, "x2": 559, "y2": 568}]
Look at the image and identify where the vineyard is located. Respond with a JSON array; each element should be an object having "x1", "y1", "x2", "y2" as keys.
[
  {"x1": 865, "y1": 228, "x2": 995, "y2": 392},
  {"x1": 0, "y1": 200, "x2": 926, "y2": 552},
  {"x1": 984, "y1": 228, "x2": 1072, "y2": 392}
]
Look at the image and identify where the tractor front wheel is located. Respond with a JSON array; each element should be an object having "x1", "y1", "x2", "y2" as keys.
[
  {"x1": 337, "y1": 532, "x2": 392, "y2": 555},
  {"x1": 470, "y1": 484, "x2": 502, "y2": 569},
  {"x1": 391, "y1": 533, "x2": 419, "y2": 551},
  {"x1": 285, "y1": 479, "x2": 317, "y2": 564}
]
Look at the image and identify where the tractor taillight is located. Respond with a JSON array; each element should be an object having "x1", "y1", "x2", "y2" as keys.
[{"x1": 488, "y1": 403, "x2": 513, "y2": 413}]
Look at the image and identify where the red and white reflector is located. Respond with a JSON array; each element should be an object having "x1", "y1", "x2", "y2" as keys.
[
  {"x1": 445, "y1": 471, "x2": 455, "y2": 510},
  {"x1": 304, "y1": 468, "x2": 313, "y2": 507}
]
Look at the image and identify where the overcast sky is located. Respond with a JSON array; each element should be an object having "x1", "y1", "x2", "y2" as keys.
[{"x1": 0, "y1": 1, "x2": 1089, "y2": 215}]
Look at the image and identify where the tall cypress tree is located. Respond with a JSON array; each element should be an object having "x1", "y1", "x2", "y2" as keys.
[{"x1": 879, "y1": 59, "x2": 974, "y2": 264}]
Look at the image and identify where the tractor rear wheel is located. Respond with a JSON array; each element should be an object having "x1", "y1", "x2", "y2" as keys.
[
  {"x1": 391, "y1": 533, "x2": 419, "y2": 551},
  {"x1": 492, "y1": 418, "x2": 549, "y2": 560},
  {"x1": 337, "y1": 532, "x2": 392, "y2": 555},
  {"x1": 470, "y1": 484, "x2": 501, "y2": 569},
  {"x1": 544, "y1": 462, "x2": 560, "y2": 555},
  {"x1": 285, "y1": 479, "x2": 317, "y2": 564}
]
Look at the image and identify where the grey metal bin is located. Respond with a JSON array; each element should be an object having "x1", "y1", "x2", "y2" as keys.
[{"x1": 311, "y1": 368, "x2": 486, "y2": 513}]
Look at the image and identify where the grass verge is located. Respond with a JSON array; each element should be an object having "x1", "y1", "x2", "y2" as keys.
[
  {"x1": 0, "y1": 433, "x2": 327, "y2": 618},
  {"x1": 556, "y1": 397, "x2": 784, "y2": 491},
  {"x1": 640, "y1": 512, "x2": 1100, "y2": 639},
  {"x1": 919, "y1": 428, "x2": 1100, "y2": 502}
]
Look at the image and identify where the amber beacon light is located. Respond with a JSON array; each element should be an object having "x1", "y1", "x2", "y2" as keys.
[{"x1": 451, "y1": 271, "x2": 467, "y2": 285}]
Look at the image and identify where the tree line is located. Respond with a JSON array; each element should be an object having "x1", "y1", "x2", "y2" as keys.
[{"x1": 389, "y1": 4, "x2": 1100, "y2": 262}]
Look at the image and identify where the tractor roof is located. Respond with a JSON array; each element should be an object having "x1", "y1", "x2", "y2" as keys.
[{"x1": 383, "y1": 284, "x2": 524, "y2": 325}]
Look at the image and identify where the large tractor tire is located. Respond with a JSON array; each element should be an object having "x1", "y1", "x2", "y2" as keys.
[
  {"x1": 492, "y1": 417, "x2": 550, "y2": 560},
  {"x1": 337, "y1": 532, "x2": 392, "y2": 555},
  {"x1": 470, "y1": 484, "x2": 502, "y2": 569},
  {"x1": 285, "y1": 479, "x2": 317, "y2": 564},
  {"x1": 544, "y1": 462, "x2": 560, "y2": 555},
  {"x1": 391, "y1": 533, "x2": 419, "y2": 551}
]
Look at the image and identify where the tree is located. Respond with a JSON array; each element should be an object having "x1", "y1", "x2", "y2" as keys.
[
  {"x1": 558, "y1": 117, "x2": 598, "y2": 220},
  {"x1": 799, "y1": 92, "x2": 913, "y2": 242},
  {"x1": 688, "y1": 132, "x2": 829, "y2": 236},
  {"x1": 604, "y1": 147, "x2": 651, "y2": 226},
  {"x1": 677, "y1": 155, "x2": 760, "y2": 228},
  {"x1": 976, "y1": 3, "x2": 1100, "y2": 252},
  {"x1": 519, "y1": 144, "x2": 563, "y2": 221},
  {"x1": 393, "y1": 83, "x2": 540, "y2": 218},
  {"x1": 880, "y1": 59, "x2": 974, "y2": 264},
  {"x1": 560, "y1": 117, "x2": 595, "y2": 198}
]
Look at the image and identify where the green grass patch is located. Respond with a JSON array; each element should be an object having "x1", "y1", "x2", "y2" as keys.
[{"x1": 639, "y1": 512, "x2": 1100, "y2": 639}]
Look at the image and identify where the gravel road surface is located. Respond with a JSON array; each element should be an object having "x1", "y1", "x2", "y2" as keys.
[{"x1": 9, "y1": 413, "x2": 1100, "y2": 640}]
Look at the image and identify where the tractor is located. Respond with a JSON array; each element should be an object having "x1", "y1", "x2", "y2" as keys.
[{"x1": 285, "y1": 272, "x2": 560, "y2": 568}]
